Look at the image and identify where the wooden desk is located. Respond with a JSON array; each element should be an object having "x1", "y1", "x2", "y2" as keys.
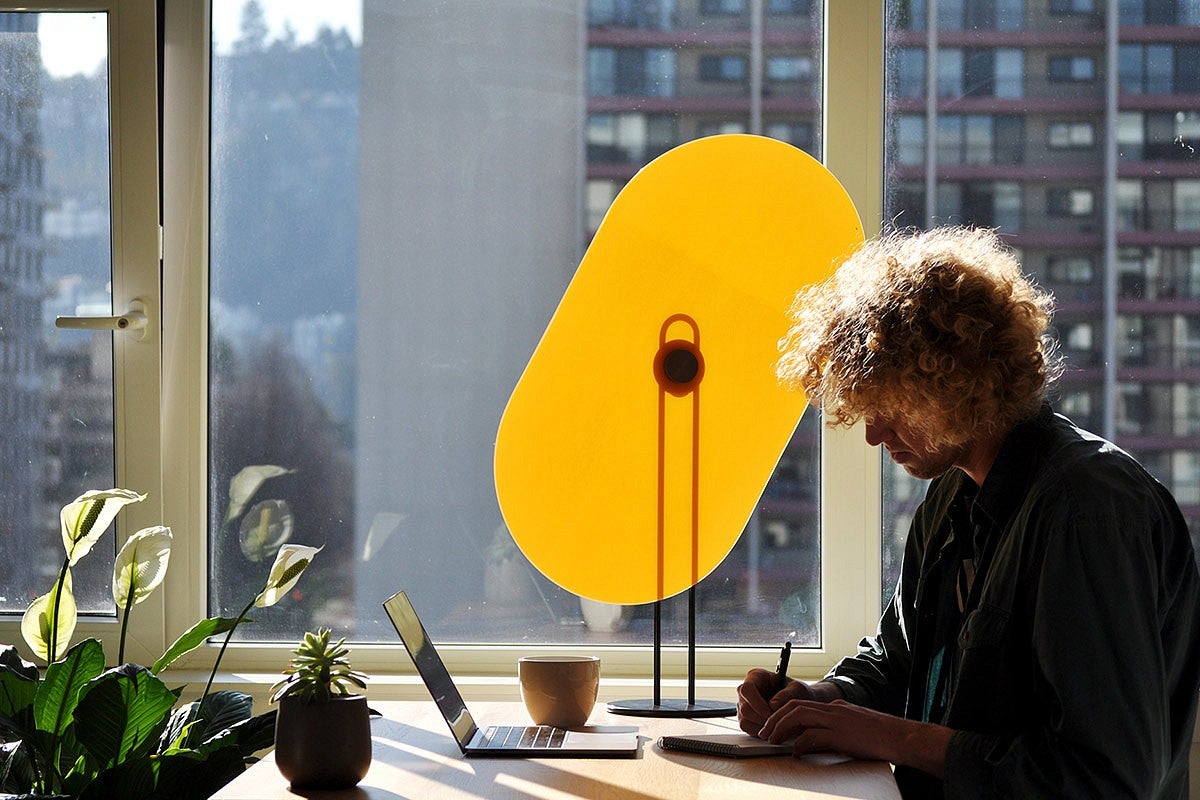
[{"x1": 214, "y1": 701, "x2": 901, "y2": 799}]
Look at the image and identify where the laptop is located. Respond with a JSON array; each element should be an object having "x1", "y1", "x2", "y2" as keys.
[{"x1": 383, "y1": 590, "x2": 641, "y2": 758}]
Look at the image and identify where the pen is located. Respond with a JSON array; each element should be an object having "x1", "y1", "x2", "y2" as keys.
[{"x1": 774, "y1": 641, "x2": 791, "y2": 693}]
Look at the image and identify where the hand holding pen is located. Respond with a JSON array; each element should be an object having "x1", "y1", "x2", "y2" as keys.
[{"x1": 774, "y1": 641, "x2": 792, "y2": 694}]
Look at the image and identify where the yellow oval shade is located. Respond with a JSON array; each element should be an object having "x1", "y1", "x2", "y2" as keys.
[{"x1": 494, "y1": 134, "x2": 863, "y2": 605}]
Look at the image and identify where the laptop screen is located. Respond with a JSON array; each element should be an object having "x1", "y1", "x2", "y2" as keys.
[{"x1": 383, "y1": 591, "x2": 478, "y2": 749}]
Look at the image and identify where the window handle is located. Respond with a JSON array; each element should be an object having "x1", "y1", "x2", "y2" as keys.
[{"x1": 55, "y1": 298, "x2": 150, "y2": 341}]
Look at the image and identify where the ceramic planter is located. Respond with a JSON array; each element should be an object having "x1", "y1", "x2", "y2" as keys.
[{"x1": 274, "y1": 694, "x2": 372, "y2": 789}]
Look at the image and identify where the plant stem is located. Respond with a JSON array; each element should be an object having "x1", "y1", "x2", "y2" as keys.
[
  {"x1": 195, "y1": 598, "x2": 255, "y2": 721},
  {"x1": 47, "y1": 556, "x2": 70, "y2": 663},
  {"x1": 117, "y1": 580, "x2": 137, "y2": 664}
]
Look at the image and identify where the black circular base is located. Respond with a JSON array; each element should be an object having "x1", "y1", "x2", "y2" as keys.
[{"x1": 606, "y1": 698, "x2": 736, "y2": 718}]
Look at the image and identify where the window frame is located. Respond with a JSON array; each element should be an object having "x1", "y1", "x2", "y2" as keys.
[
  {"x1": 157, "y1": 0, "x2": 883, "y2": 692},
  {"x1": 0, "y1": 0, "x2": 164, "y2": 665}
]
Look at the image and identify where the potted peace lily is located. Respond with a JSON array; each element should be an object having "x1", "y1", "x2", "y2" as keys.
[
  {"x1": 270, "y1": 628, "x2": 371, "y2": 789},
  {"x1": 0, "y1": 473, "x2": 321, "y2": 800}
]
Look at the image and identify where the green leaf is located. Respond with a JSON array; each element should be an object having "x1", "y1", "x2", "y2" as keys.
[
  {"x1": 152, "y1": 616, "x2": 246, "y2": 674},
  {"x1": 34, "y1": 638, "x2": 105, "y2": 742},
  {"x1": 136, "y1": 744, "x2": 248, "y2": 800},
  {"x1": 73, "y1": 665, "x2": 177, "y2": 769},
  {"x1": 193, "y1": 691, "x2": 254, "y2": 745},
  {"x1": 0, "y1": 646, "x2": 39, "y2": 737},
  {"x1": 112, "y1": 526, "x2": 173, "y2": 608},
  {"x1": 33, "y1": 638, "x2": 104, "y2": 789}
]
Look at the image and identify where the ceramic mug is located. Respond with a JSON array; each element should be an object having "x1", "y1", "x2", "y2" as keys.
[{"x1": 518, "y1": 655, "x2": 600, "y2": 728}]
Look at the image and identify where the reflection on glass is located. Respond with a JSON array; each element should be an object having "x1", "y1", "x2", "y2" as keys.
[
  {"x1": 208, "y1": 0, "x2": 825, "y2": 645},
  {"x1": 0, "y1": 12, "x2": 114, "y2": 614}
]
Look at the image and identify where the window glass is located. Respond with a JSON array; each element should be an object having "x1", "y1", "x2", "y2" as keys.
[
  {"x1": 0, "y1": 12, "x2": 116, "y2": 614},
  {"x1": 883, "y1": 0, "x2": 1200, "y2": 602},
  {"x1": 209, "y1": 0, "x2": 825, "y2": 646}
]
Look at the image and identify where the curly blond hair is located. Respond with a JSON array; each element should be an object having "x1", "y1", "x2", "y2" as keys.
[{"x1": 778, "y1": 227, "x2": 1061, "y2": 449}]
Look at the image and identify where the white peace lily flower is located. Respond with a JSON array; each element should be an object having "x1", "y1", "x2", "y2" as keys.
[
  {"x1": 254, "y1": 544, "x2": 322, "y2": 608},
  {"x1": 113, "y1": 526, "x2": 173, "y2": 608},
  {"x1": 225, "y1": 465, "x2": 295, "y2": 525},
  {"x1": 21, "y1": 571, "x2": 76, "y2": 660},
  {"x1": 61, "y1": 489, "x2": 147, "y2": 566}
]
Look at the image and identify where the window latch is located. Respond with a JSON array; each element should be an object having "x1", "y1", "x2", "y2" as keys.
[{"x1": 55, "y1": 298, "x2": 150, "y2": 342}]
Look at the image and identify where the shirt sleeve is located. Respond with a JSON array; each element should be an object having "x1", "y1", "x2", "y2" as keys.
[
  {"x1": 824, "y1": 501, "x2": 928, "y2": 716},
  {"x1": 943, "y1": 484, "x2": 1198, "y2": 799}
]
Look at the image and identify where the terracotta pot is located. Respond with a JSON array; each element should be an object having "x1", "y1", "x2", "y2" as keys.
[{"x1": 274, "y1": 694, "x2": 372, "y2": 789}]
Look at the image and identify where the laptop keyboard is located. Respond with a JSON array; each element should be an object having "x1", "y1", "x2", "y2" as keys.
[{"x1": 481, "y1": 725, "x2": 567, "y2": 749}]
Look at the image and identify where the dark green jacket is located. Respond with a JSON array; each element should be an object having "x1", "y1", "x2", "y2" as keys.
[{"x1": 827, "y1": 405, "x2": 1200, "y2": 799}]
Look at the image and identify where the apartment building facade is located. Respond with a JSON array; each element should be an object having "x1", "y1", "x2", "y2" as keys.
[{"x1": 584, "y1": 0, "x2": 1199, "y2": 597}]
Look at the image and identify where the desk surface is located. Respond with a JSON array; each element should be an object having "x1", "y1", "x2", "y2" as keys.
[{"x1": 214, "y1": 701, "x2": 901, "y2": 800}]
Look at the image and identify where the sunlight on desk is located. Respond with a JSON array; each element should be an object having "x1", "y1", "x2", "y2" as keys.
[{"x1": 213, "y1": 702, "x2": 900, "y2": 800}]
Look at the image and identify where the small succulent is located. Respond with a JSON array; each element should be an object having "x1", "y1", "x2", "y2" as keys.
[{"x1": 271, "y1": 628, "x2": 368, "y2": 704}]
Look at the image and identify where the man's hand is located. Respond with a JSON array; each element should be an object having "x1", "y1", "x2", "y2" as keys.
[
  {"x1": 735, "y1": 669, "x2": 835, "y2": 736},
  {"x1": 760, "y1": 698, "x2": 954, "y2": 778}
]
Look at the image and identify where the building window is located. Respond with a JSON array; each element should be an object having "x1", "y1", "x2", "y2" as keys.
[
  {"x1": 1048, "y1": 256, "x2": 1095, "y2": 285},
  {"x1": 587, "y1": 0, "x2": 675, "y2": 29},
  {"x1": 587, "y1": 113, "x2": 677, "y2": 164},
  {"x1": 766, "y1": 55, "x2": 813, "y2": 82},
  {"x1": 894, "y1": 47, "x2": 925, "y2": 98},
  {"x1": 764, "y1": 121, "x2": 815, "y2": 153},
  {"x1": 1050, "y1": 0, "x2": 1096, "y2": 12},
  {"x1": 1049, "y1": 120, "x2": 1096, "y2": 149},
  {"x1": 589, "y1": 47, "x2": 676, "y2": 97},
  {"x1": 1119, "y1": 43, "x2": 1194, "y2": 93},
  {"x1": 1048, "y1": 54, "x2": 1096, "y2": 82},
  {"x1": 894, "y1": 114, "x2": 925, "y2": 166},
  {"x1": 699, "y1": 54, "x2": 747, "y2": 82},
  {"x1": 936, "y1": 114, "x2": 1023, "y2": 165},
  {"x1": 766, "y1": 0, "x2": 812, "y2": 12},
  {"x1": 1047, "y1": 187, "x2": 1096, "y2": 217},
  {"x1": 700, "y1": 0, "x2": 744, "y2": 14},
  {"x1": 939, "y1": 47, "x2": 1024, "y2": 98},
  {"x1": 1175, "y1": 180, "x2": 1200, "y2": 231}
]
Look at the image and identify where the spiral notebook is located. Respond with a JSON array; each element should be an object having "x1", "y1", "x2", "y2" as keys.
[{"x1": 657, "y1": 733, "x2": 793, "y2": 758}]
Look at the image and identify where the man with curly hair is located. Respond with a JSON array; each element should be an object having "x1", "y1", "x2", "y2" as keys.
[{"x1": 737, "y1": 227, "x2": 1200, "y2": 798}]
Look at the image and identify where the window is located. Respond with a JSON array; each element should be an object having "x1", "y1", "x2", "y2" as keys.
[
  {"x1": 1120, "y1": 43, "x2": 1195, "y2": 93},
  {"x1": 767, "y1": 0, "x2": 812, "y2": 13},
  {"x1": 1049, "y1": 120, "x2": 1096, "y2": 149},
  {"x1": 936, "y1": 181, "x2": 1022, "y2": 231},
  {"x1": 766, "y1": 55, "x2": 813, "y2": 81},
  {"x1": 700, "y1": 54, "x2": 747, "y2": 81},
  {"x1": 701, "y1": 0, "x2": 745, "y2": 14},
  {"x1": 764, "y1": 120, "x2": 815, "y2": 153},
  {"x1": 1050, "y1": 0, "x2": 1096, "y2": 13},
  {"x1": 1048, "y1": 54, "x2": 1095, "y2": 82},
  {"x1": 894, "y1": 114, "x2": 925, "y2": 165},
  {"x1": 588, "y1": 0, "x2": 676, "y2": 29},
  {"x1": 937, "y1": 114, "x2": 1024, "y2": 164},
  {"x1": 1176, "y1": 181, "x2": 1200, "y2": 231},
  {"x1": 1048, "y1": 256, "x2": 1095, "y2": 285},
  {"x1": 894, "y1": 47, "x2": 926, "y2": 98},
  {"x1": 0, "y1": 2, "x2": 161, "y2": 657},
  {"x1": 590, "y1": 47, "x2": 677, "y2": 96},
  {"x1": 939, "y1": 47, "x2": 1024, "y2": 98},
  {"x1": 148, "y1": 0, "x2": 859, "y2": 680},
  {"x1": 1047, "y1": 187, "x2": 1095, "y2": 217},
  {"x1": 587, "y1": 113, "x2": 677, "y2": 163}
]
